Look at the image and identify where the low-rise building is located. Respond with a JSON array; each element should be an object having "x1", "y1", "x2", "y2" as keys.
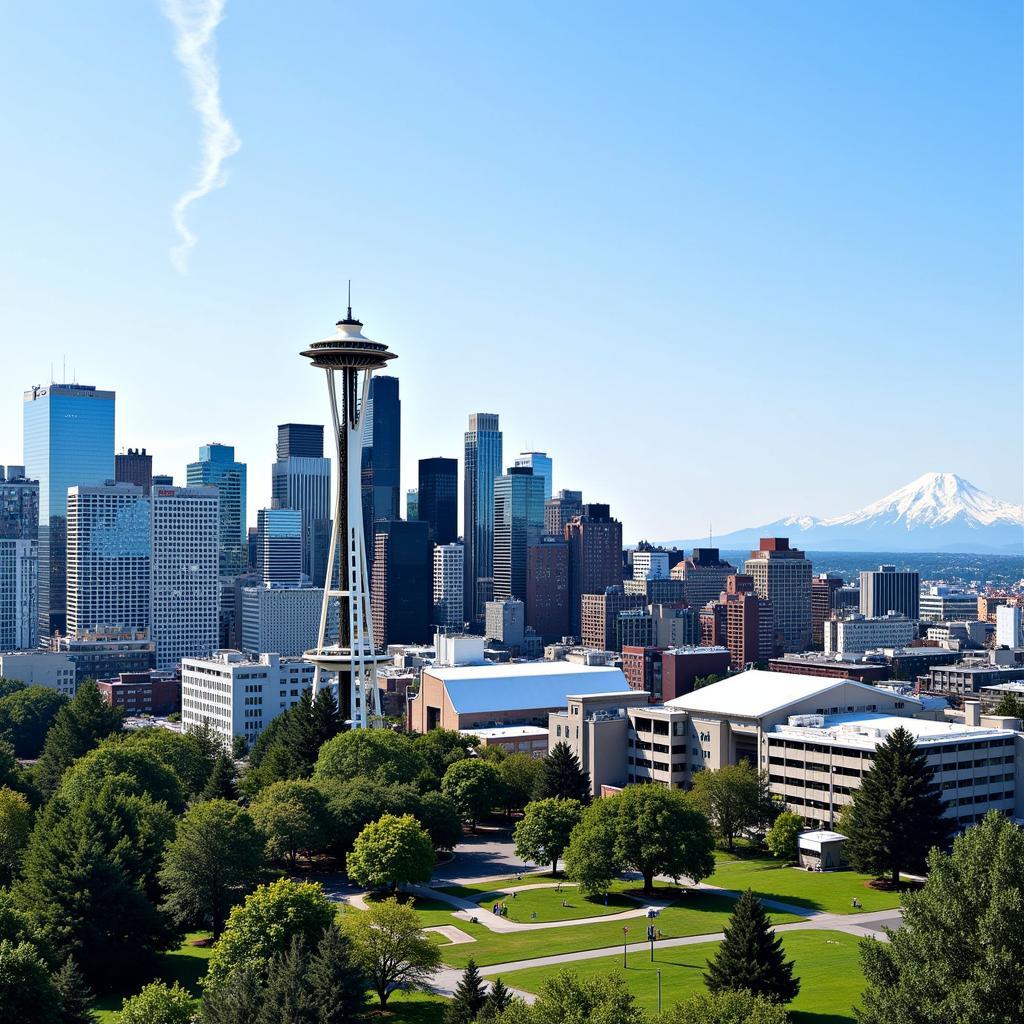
[
  {"x1": 180, "y1": 650, "x2": 314, "y2": 747},
  {"x1": 97, "y1": 670, "x2": 179, "y2": 716},
  {"x1": 768, "y1": 653, "x2": 889, "y2": 684},
  {"x1": 823, "y1": 612, "x2": 917, "y2": 655},
  {"x1": 919, "y1": 588, "x2": 980, "y2": 623},
  {"x1": 462, "y1": 725, "x2": 549, "y2": 758},
  {"x1": 53, "y1": 629, "x2": 156, "y2": 689},
  {"x1": 0, "y1": 650, "x2": 76, "y2": 697},
  {"x1": 661, "y1": 646, "x2": 731, "y2": 700},
  {"x1": 920, "y1": 663, "x2": 1024, "y2": 699}
]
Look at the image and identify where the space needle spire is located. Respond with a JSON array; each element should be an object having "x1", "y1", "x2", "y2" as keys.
[{"x1": 300, "y1": 295, "x2": 396, "y2": 727}]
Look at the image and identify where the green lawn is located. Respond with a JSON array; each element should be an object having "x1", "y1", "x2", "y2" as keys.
[
  {"x1": 499, "y1": 929, "x2": 865, "y2": 1024},
  {"x1": 706, "y1": 852, "x2": 905, "y2": 915},
  {"x1": 475, "y1": 885, "x2": 642, "y2": 923},
  {"x1": 436, "y1": 890, "x2": 802, "y2": 969},
  {"x1": 437, "y1": 871, "x2": 555, "y2": 900},
  {"x1": 366, "y1": 990, "x2": 448, "y2": 1023},
  {"x1": 365, "y1": 892, "x2": 466, "y2": 930},
  {"x1": 92, "y1": 932, "x2": 213, "y2": 1021}
]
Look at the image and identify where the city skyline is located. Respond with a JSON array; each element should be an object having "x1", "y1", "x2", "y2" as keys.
[{"x1": 1, "y1": 3, "x2": 1021, "y2": 539}]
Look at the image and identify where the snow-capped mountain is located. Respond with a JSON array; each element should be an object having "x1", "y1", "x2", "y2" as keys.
[{"x1": 661, "y1": 473, "x2": 1024, "y2": 554}]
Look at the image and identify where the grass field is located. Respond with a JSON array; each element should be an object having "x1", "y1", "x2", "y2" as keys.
[
  {"x1": 707, "y1": 852, "x2": 906, "y2": 915},
  {"x1": 437, "y1": 871, "x2": 555, "y2": 899},
  {"x1": 498, "y1": 929, "x2": 866, "y2": 1024},
  {"x1": 436, "y1": 890, "x2": 802, "y2": 969},
  {"x1": 475, "y1": 886, "x2": 643, "y2": 923}
]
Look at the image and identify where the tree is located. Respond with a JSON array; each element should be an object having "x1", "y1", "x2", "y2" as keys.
[
  {"x1": 479, "y1": 976, "x2": 512, "y2": 1020},
  {"x1": 536, "y1": 743, "x2": 591, "y2": 804},
  {"x1": 120, "y1": 728, "x2": 215, "y2": 798},
  {"x1": 255, "y1": 936, "x2": 315, "y2": 1024},
  {"x1": 497, "y1": 971, "x2": 644, "y2": 1024},
  {"x1": 0, "y1": 786, "x2": 32, "y2": 885},
  {"x1": 513, "y1": 798, "x2": 583, "y2": 874},
  {"x1": 0, "y1": 678, "x2": 25, "y2": 700},
  {"x1": 116, "y1": 981, "x2": 195, "y2": 1024},
  {"x1": 231, "y1": 735, "x2": 249, "y2": 759},
  {"x1": 661, "y1": 990, "x2": 789, "y2": 1024},
  {"x1": 562, "y1": 796, "x2": 620, "y2": 896},
  {"x1": 15, "y1": 777, "x2": 177, "y2": 991},
  {"x1": 340, "y1": 898, "x2": 441, "y2": 1007},
  {"x1": 416, "y1": 790, "x2": 464, "y2": 852},
  {"x1": 201, "y1": 753, "x2": 239, "y2": 802},
  {"x1": 441, "y1": 759, "x2": 504, "y2": 830},
  {"x1": 693, "y1": 674, "x2": 722, "y2": 691},
  {"x1": 58, "y1": 740, "x2": 185, "y2": 813},
  {"x1": 993, "y1": 692, "x2": 1024, "y2": 722},
  {"x1": 412, "y1": 729, "x2": 476, "y2": 788},
  {"x1": 844, "y1": 726, "x2": 952, "y2": 884},
  {"x1": 499, "y1": 754, "x2": 544, "y2": 817},
  {"x1": 688, "y1": 763, "x2": 777, "y2": 852},
  {"x1": 52, "y1": 957, "x2": 96, "y2": 1024},
  {"x1": 704, "y1": 889, "x2": 799, "y2": 1004},
  {"x1": 250, "y1": 779, "x2": 332, "y2": 870},
  {"x1": 204, "y1": 878, "x2": 335, "y2": 993},
  {"x1": 33, "y1": 681, "x2": 123, "y2": 795},
  {"x1": 200, "y1": 966, "x2": 263, "y2": 1024},
  {"x1": 314, "y1": 728, "x2": 424, "y2": 786},
  {"x1": 160, "y1": 799, "x2": 266, "y2": 940},
  {"x1": 0, "y1": 939, "x2": 60, "y2": 1024},
  {"x1": 346, "y1": 814, "x2": 435, "y2": 893},
  {"x1": 765, "y1": 811, "x2": 804, "y2": 864},
  {"x1": 305, "y1": 923, "x2": 370, "y2": 1024},
  {"x1": 444, "y1": 960, "x2": 487, "y2": 1024},
  {"x1": 0, "y1": 686, "x2": 67, "y2": 758},
  {"x1": 857, "y1": 811, "x2": 1024, "y2": 1024}
]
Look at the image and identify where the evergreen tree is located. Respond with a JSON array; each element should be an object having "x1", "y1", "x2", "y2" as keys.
[
  {"x1": 844, "y1": 726, "x2": 952, "y2": 884},
  {"x1": 479, "y1": 977, "x2": 512, "y2": 1020},
  {"x1": 33, "y1": 681, "x2": 122, "y2": 796},
  {"x1": 201, "y1": 965, "x2": 264, "y2": 1024},
  {"x1": 536, "y1": 742, "x2": 591, "y2": 804},
  {"x1": 202, "y1": 754, "x2": 239, "y2": 802},
  {"x1": 704, "y1": 889, "x2": 799, "y2": 1004},
  {"x1": 306, "y1": 923, "x2": 369, "y2": 1024},
  {"x1": 52, "y1": 957, "x2": 96, "y2": 1024},
  {"x1": 257, "y1": 936, "x2": 316, "y2": 1024},
  {"x1": 310, "y1": 687, "x2": 342, "y2": 751},
  {"x1": 444, "y1": 959, "x2": 487, "y2": 1024}
]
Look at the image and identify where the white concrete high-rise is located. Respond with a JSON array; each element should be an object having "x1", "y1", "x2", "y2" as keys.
[
  {"x1": 632, "y1": 550, "x2": 669, "y2": 581},
  {"x1": 996, "y1": 604, "x2": 1023, "y2": 649},
  {"x1": 0, "y1": 539, "x2": 37, "y2": 650},
  {"x1": 67, "y1": 483, "x2": 150, "y2": 639},
  {"x1": 301, "y1": 301, "x2": 394, "y2": 727},
  {"x1": 433, "y1": 542, "x2": 464, "y2": 629},
  {"x1": 151, "y1": 485, "x2": 220, "y2": 671}
]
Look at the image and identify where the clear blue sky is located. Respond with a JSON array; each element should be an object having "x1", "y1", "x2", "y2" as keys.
[{"x1": 1, "y1": 2, "x2": 1020, "y2": 540}]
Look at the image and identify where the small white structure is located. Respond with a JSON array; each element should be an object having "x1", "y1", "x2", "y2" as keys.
[{"x1": 797, "y1": 829, "x2": 847, "y2": 871}]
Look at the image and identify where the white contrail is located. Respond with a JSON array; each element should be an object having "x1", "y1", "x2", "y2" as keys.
[{"x1": 161, "y1": 0, "x2": 241, "y2": 274}]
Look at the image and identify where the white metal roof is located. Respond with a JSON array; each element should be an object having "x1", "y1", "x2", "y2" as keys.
[
  {"x1": 664, "y1": 669, "x2": 921, "y2": 719},
  {"x1": 770, "y1": 711, "x2": 1016, "y2": 750},
  {"x1": 462, "y1": 726, "x2": 549, "y2": 740}
]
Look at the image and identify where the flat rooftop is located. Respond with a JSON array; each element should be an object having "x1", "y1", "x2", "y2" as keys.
[
  {"x1": 769, "y1": 711, "x2": 1016, "y2": 750},
  {"x1": 462, "y1": 726, "x2": 549, "y2": 740}
]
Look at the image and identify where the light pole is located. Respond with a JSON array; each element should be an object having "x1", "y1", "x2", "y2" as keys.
[
  {"x1": 622, "y1": 926, "x2": 629, "y2": 968},
  {"x1": 648, "y1": 923, "x2": 655, "y2": 961},
  {"x1": 657, "y1": 969, "x2": 662, "y2": 1014}
]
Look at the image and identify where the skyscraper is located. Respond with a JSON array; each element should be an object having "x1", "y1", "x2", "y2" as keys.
[
  {"x1": 0, "y1": 471, "x2": 38, "y2": 540},
  {"x1": 565, "y1": 503, "x2": 623, "y2": 639},
  {"x1": 361, "y1": 375, "x2": 401, "y2": 567},
  {"x1": 23, "y1": 383, "x2": 115, "y2": 639},
  {"x1": 433, "y1": 542, "x2": 464, "y2": 630},
  {"x1": 406, "y1": 489, "x2": 419, "y2": 522},
  {"x1": 671, "y1": 548, "x2": 735, "y2": 611},
  {"x1": 115, "y1": 448, "x2": 153, "y2": 495},
  {"x1": 272, "y1": 424, "x2": 330, "y2": 584},
  {"x1": 150, "y1": 485, "x2": 220, "y2": 671},
  {"x1": 544, "y1": 489, "x2": 582, "y2": 536},
  {"x1": 859, "y1": 564, "x2": 920, "y2": 619},
  {"x1": 811, "y1": 573, "x2": 845, "y2": 647},
  {"x1": 418, "y1": 457, "x2": 458, "y2": 545},
  {"x1": 186, "y1": 444, "x2": 247, "y2": 577},
  {"x1": 744, "y1": 538, "x2": 812, "y2": 653},
  {"x1": 493, "y1": 466, "x2": 545, "y2": 602},
  {"x1": 256, "y1": 507, "x2": 303, "y2": 588},
  {"x1": 514, "y1": 451, "x2": 553, "y2": 500},
  {"x1": 527, "y1": 535, "x2": 569, "y2": 643},
  {"x1": 0, "y1": 539, "x2": 37, "y2": 650},
  {"x1": 301, "y1": 304, "x2": 394, "y2": 727},
  {"x1": 463, "y1": 413, "x2": 502, "y2": 623},
  {"x1": 371, "y1": 519, "x2": 432, "y2": 648},
  {"x1": 66, "y1": 482, "x2": 150, "y2": 639},
  {"x1": 701, "y1": 574, "x2": 776, "y2": 669}
]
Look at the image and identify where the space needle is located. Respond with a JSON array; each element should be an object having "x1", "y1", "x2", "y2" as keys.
[{"x1": 301, "y1": 295, "x2": 395, "y2": 728}]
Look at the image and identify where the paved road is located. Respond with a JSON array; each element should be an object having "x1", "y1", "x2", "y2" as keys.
[{"x1": 430, "y1": 828, "x2": 534, "y2": 883}]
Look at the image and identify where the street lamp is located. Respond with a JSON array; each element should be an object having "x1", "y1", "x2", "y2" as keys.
[{"x1": 622, "y1": 926, "x2": 629, "y2": 968}]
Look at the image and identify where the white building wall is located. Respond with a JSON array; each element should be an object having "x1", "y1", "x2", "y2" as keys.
[
  {"x1": 433, "y1": 543, "x2": 464, "y2": 629},
  {"x1": 0, "y1": 539, "x2": 38, "y2": 651},
  {"x1": 633, "y1": 551, "x2": 669, "y2": 581},
  {"x1": 0, "y1": 651, "x2": 76, "y2": 697},
  {"x1": 996, "y1": 605, "x2": 1023, "y2": 649},
  {"x1": 824, "y1": 615, "x2": 917, "y2": 655}
]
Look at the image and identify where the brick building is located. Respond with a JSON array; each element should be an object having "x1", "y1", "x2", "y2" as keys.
[{"x1": 97, "y1": 670, "x2": 179, "y2": 716}]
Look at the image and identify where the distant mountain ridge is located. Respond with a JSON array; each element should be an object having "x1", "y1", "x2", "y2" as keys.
[{"x1": 660, "y1": 473, "x2": 1024, "y2": 554}]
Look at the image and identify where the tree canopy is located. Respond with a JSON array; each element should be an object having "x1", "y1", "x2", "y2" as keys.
[
  {"x1": 346, "y1": 813, "x2": 435, "y2": 892},
  {"x1": 687, "y1": 762, "x2": 777, "y2": 852},
  {"x1": 0, "y1": 686, "x2": 68, "y2": 758},
  {"x1": 314, "y1": 728, "x2": 425, "y2": 786},
  {"x1": 765, "y1": 811, "x2": 804, "y2": 864},
  {"x1": 250, "y1": 779, "x2": 332, "y2": 870},
  {"x1": 535, "y1": 742, "x2": 591, "y2": 803},
  {"x1": 441, "y1": 758, "x2": 504, "y2": 829},
  {"x1": 513, "y1": 798, "x2": 583, "y2": 875},
  {"x1": 497, "y1": 971, "x2": 645, "y2": 1024}
]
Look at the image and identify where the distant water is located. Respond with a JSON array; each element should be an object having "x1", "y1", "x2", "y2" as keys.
[{"x1": 716, "y1": 550, "x2": 1024, "y2": 589}]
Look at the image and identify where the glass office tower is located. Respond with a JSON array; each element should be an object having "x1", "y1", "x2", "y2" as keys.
[
  {"x1": 23, "y1": 384, "x2": 115, "y2": 640},
  {"x1": 256, "y1": 507, "x2": 303, "y2": 587},
  {"x1": 493, "y1": 466, "x2": 545, "y2": 602},
  {"x1": 272, "y1": 424, "x2": 330, "y2": 584},
  {"x1": 417, "y1": 456, "x2": 457, "y2": 545},
  {"x1": 514, "y1": 451, "x2": 553, "y2": 501},
  {"x1": 360, "y1": 375, "x2": 401, "y2": 570},
  {"x1": 186, "y1": 444, "x2": 247, "y2": 576},
  {"x1": 463, "y1": 413, "x2": 502, "y2": 622}
]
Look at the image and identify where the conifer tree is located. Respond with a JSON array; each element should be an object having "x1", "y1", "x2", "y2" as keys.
[
  {"x1": 257, "y1": 936, "x2": 315, "y2": 1024},
  {"x1": 200, "y1": 965, "x2": 264, "y2": 1024},
  {"x1": 536, "y1": 742, "x2": 591, "y2": 804},
  {"x1": 202, "y1": 753, "x2": 239, "y2": 802},
  {"x1": 52, "y1": 956, "x2": 96, "y2": 1024},
  {"x1": 444, "y1": 960, "x2": 487, "y2": 1024},
  {"x1": 479, "y1": 977, "x2": 512, "y2": 1020},
  {"x1": 306, "y1": 923, "x2": 369, "y2": 1024},
  {"x1": 704, "y1": 889, "x2": 800, "y2": 1004},
  {"x1": 844, "y1": 725, "x2": 952, "y2": 884}
]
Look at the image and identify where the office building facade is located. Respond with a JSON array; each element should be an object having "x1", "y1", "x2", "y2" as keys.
[
  {"x1": 240, "y1": 585, "x2": 329, "y2": 657},
  {"x1": 417, "y1": 457, "x2": 458, "y2": 545},
  {"x1": 995, "y1": 604, "x2": 1023, "y2": 649},
  {"x1": 566, "y1": 504, "x2": 623, "y2": 638},
  {"x1": 671, "y1": 548, "x2": 736, "y2": 612},
  {"x1": 0, "y1": 539, "x2": 38, "y2": 651},
  {"x1": 493, "y1": 466, "x2": 545, "y2": 602},
  {"x1": 361, "y1": 375, "x2": 401, "y2": 567},
  {"x1": 0, "y1": 471, "x2": 39, "y2": 540},
  {"x1": 463, "y1": 413, "x2": 502, "y2": 622},
  {"x1": 545, "y1": 489, "x2": 582, "y2": 537},
  {"x1": 632, "y1": 549, "x2": 670, "y2": 581},
  {"x1": 23, "y1": 383, "x2": 116, "y2": 639},
  {"x1": 919, "y1": 588, "x2": 981, "y2": 623},
  {"x1": 859, "y1": 564, "x2": 920, "y2": 619},
  {"x1": 187, "y1": 444, "x2": 247, "y2": 576},
  {"x1": 66, "y1": 483, "x2": 150, "y2": 639},
  {"x1": 115, "y1": 448, "x2": 153, "y2": 495},
  {"x1": 433, "y1": 542, "x2": 465, "y2": 629},
  {"x1": 271, "y1": 424, "x2": 330, "y2": 585},
  {"x1": 526, "y1": 535, "x2": 570, "y2": 643},
  {"x1": 744, "y1": 538, "x2": 812, "y2": 654},
  {"x1": 580, "y1": 586, "x2": 644, "y2": 651},
  {"x1": 150, "y1": 485, "x2": 220, "y2": 671},
  {"x1": 371, "y1": 519, "x2": 432, "y2": 648},
  {"x1": 256, "y1": 507, "x2": 303, "y2": 587},
  {"x1": 811, "y1": 574, "x2": 845, "y2": 647},
  {"x1": 822, "y1": 612, "x2": 917, "y2": 656},
  {"x1": 485, "y1": 598, "x2": 525, "y2": 649},
  {"x1": 514, "y1": 451, "x2": 552, "y2": 500}
]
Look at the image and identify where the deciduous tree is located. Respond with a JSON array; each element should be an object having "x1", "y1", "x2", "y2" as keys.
[
  {"x1": 499, "y1": 754, "x2": 544, "y2": 817},
  {"x1": 346, "y1": 813, "x2": 435, "y2": 892},
  {"x1": 116, "y1": 981, "x2": 195, "y2": 1024},
  {"x1": 250, "y1": 779, "x2": 332, "y2": 869},
  {"x1": 314, "y1": 728, "x2": 424, "y2": 786},
  {"x1": 687, "y1": 762, "x2": 776, "y2": 852},
  {"x1": 765, "y1": 811, "x2": 804, "y2": 864},
  {"x1": 0, "y1": 686, "x2": 67, "y2": 758},
  {"x1": 661, "y1": 989, "x2": 789, "y2": 1024},
  {"x1": 704, "y1": 889, "x2": 799, "y2": 1004},
  {"x1": 0, "y1": 939, "x2": 60, "y2": 1024},
  {"x1": 0, "y1": 786, "x2": 32, "y2": 886},
  {"x1": 497, "y1": 971, "x2": 644, "y2": 1024},
  {"x1": 513, "y1": 798, "x2": 583, "y2": 875},
  {"x1": 441, "y1": 759, "x2": 504, "y2": 830}
]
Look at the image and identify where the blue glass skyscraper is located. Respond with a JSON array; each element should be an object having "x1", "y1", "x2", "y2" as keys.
[
  {"x1": 23, "y1": 384, "x2": 115, "y2": 639},
  {"x1": 463, "y1": 412, "x2": 502, "y2": 622},
  {"x1": 186, "y1": 443, "x2": 247, "y2": 576},
  {"x1": 272, "y1": 424, "x2": 330, "y2": 583},
  {"x1": 361, "y1": 375, "x2": 401, "y2": 570},
  {"x1": 493, "y1": 466, "x2": 545, "y2": 602},
  {"x1": 514, "y1": 452, "x2": 553, "y2": 501}
]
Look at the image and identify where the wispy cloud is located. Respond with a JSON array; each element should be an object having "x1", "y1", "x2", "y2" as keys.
[{"x1": 161, "y1": 0, "x2": 241, "y2": 274}]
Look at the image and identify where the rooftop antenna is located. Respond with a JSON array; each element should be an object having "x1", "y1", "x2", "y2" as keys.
[{"x1": 347, "y1": 279, "x2": 352, "y2": 321}]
